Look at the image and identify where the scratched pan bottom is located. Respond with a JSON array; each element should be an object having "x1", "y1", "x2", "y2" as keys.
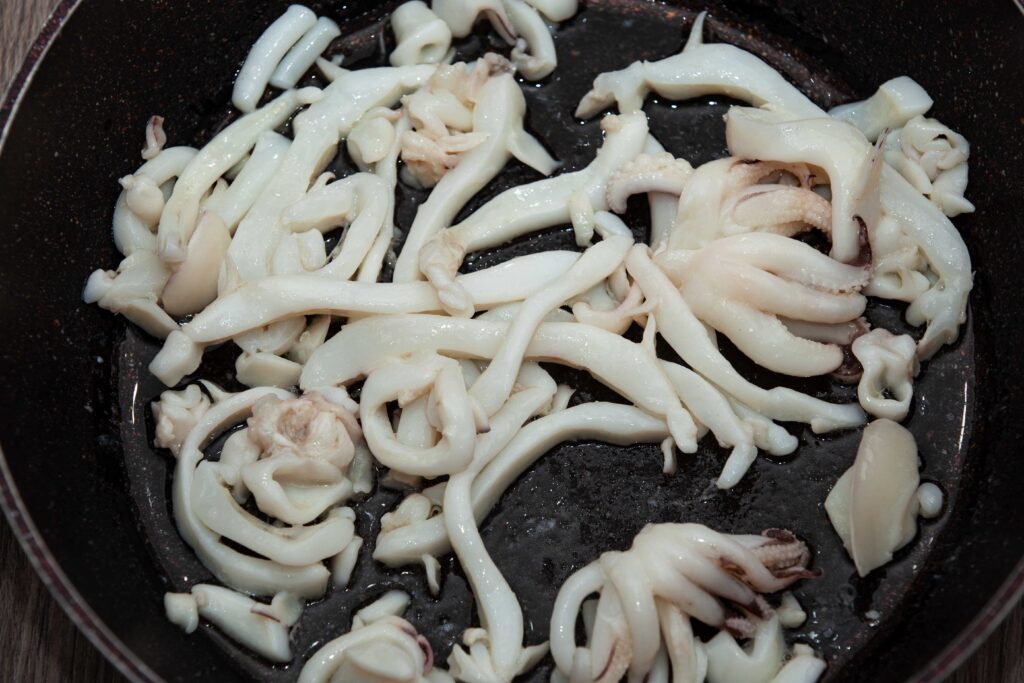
[{"x1": 111, "y1": 2, "x2": 977, "y2": 682}]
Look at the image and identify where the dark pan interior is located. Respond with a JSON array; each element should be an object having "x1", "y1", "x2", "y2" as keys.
[{"x1": 0, "y1": 1, "x2": 1021, "y2": 682}]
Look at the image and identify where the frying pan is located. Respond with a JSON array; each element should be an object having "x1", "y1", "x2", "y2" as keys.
[{"x1": 0, "y1": 0, "x2": 1021, "y2": 681}]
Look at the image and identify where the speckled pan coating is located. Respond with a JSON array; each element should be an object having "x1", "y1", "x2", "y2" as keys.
[{"x1": 0, "y1": 1, "x2": 1021, "y2": 682}]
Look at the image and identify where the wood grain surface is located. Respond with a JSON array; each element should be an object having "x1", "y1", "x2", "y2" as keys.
[{"x1": 0, "y1": 1, "x2": 1021, "y2": 682}]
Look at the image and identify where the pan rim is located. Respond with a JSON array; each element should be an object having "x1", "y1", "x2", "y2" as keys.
[{"x1": 0, "y1": 1, "x2": 1020, "y2": 682}]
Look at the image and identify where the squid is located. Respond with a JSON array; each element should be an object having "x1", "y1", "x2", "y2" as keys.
[
  {"x1": 227, "y1": 62, "x2": 436, "y2": 285},
  {"x1": 392, "y1": 57, "x2": 558, "y2": 281},
  {"x1": 298, "y1": 601, "x2": 440, "y2": 683},
  {"x1": 171, "y1": 386, "x2": 361, "y2": 598},
  {"x1": 281, "y1": 171, "x2": 391, "y2": 280},
  {"x1": 301, "y1": 314, "x2": 698, "y2": 449},
  {"x1": 148, "y1": 250, "x2": 579, "y2": 386},
  {"x1": 824, "y1": 419, "x2": 943, "y2": 576},
  {"x1": 374, "y1": 402, "x2": 669, "y2": 567},
  {"x1": 232, "y1": 4, "x2": 318, "y2": 112},
  {"x1": 164, "y1": 585, "x2": 302, "y2": 662},
  {"x1": 656, "y1": 234, "x2": 868, "y2": 377},
  {"x1": 884, "y1": 115, "x2": 974, "y2": 217},
  {"x1": 877, "y1": 165, "x2": 972, "y2": 359},
  {"x1": 418, "y1": 112, "x2": 649, "y2": 313},
  {"x1": 576, "y1": 12, "x2": 823, "y2": 119},
  {"x1": 829, "y1": 76, "x2": 933, "y2": 142},
  {"x1": 83, "y1": 146, "x2": 198, "y2": 337},
  {"x1": 724, "y1": 107, "x2": 874, "y2": 265},
  {"x1": 390, "y1": 1, "x2": 453, "y2": 67},
  {"x1": 269, "y1": 16, "x2": 342, "y2": 90},
  {"x1": 550, "y1": 523, "x2": 816, "y2": 683},
  {"x1": 625, "y1": 245, "x2": 865, "y2": 432},
  {"x1": 152, "y1": 384, "x2": 211, "y2": 456},
  {"x1": 666, "y1": 157, "x2": 829, "y2": 251},
  {"x1": 159, "y1": 86, "x2": 323, "y2": 266},
  {"x1": 203, "y1": 131, "x2": 290, "y2": 232},
  {"x1": 851, "y1": 329, "x2": 917, "y2": 421}
]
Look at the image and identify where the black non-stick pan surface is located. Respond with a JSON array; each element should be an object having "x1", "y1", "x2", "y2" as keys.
[{"x1": 1, "y1": 1, "x2": 1022, "y2": 681}]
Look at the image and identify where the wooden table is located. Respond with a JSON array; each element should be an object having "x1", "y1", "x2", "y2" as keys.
[{"x1": 0, "y1": 1, "x2": 1021, "y2": 681}]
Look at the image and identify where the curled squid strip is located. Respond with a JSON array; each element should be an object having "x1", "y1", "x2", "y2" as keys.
[
  {"x1": 164, "y1": 585, "x2": 302, "y2": 662},
  {"x1": 432, "y1": 0, "x2": 516, "y2": 41},
  {"x1": 550, "y1": 523, "x2": 815, "y2": 683},
  {"x1": 656, "y1": 234, "x2": 868, "y2": 377},
  {"x1": 232, "y1": 4, "x2": 317, "y2": 113},
  {"x1": 576, "y1": 12, "x2": 823, "y2": 119},
  {"x1": 302, "y1": 315, "x2": 697, "y2": 442},
  {"x1": 374, "y1": 402, "x2": 669, "y2": 567},
  {"x1": 360, "y1": 353, "x2": 477, "y2": 477},
  {"x1": 884, "y1": 115, "x2": 974, "y2": 217},
  {"x1": 357, "y1": 112, "x2": 409, "y2": 283},
  {"x1": 851, "y1": 329, "x2": 917, "y2": 421},
  {"x1": 298, "y1": 615, "x2": 437, "y2": 683},
  {"x1": 503, "y1": 0, "x2": 557, "y2": 80},
  {"x1": 625, "y1": 245, "x2": 865, "y2": 432},
  {"x1": 418, "y1": 112, "x2": 648, "y2": 308},
  {"x1": 523, "y1": 0, "x2": 577, "y2": 21},
  {"x1": 393, "y1": 58, "x2": 558, "y2": 281},
  {"x1": 390, "y1": 1, "x2": 453, "y2": 67}
]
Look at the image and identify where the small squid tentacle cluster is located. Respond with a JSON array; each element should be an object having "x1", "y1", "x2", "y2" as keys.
[{"x1": 550, "y1": 523, "x2": 817, "y2": 683}]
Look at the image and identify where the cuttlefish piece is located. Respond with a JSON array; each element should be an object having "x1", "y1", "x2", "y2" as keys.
[
  {"x1": 418, "y1": 112, "x2": 649, "y2": 309},
  {"x1": 829, "y1": 76, "x2": 934, "y2": 142},
  {"x1": 298, "y1": 616, "x2": 435, "y2": 683},
  {"x1": 606, "y1": 151, "x2": 694, "y2": 214},
  {"x1": 390, "y1": 1, "x2": 453, "y2": 67},
  {"x1": 393, "y1": 60, "x2": 559, "y2": 282},
  {"x1": 625, "y1": 245, "x2": 865, "y2": 432},
  {"x1": 725, "y1": 106, "x2": 873, "y2": 264},
  {"x1": 232, "y1": 4, "x2": 318, "y2": 113},
  {"x1": 657, "y1": 234, "x2": 868, "y2": 377},
  {"x1": 576, "y1": 12, "x2": 823, "y2": 119},
  {"x1": 228, "y1": 63, "x2": 436, "y2": 285},
  {"x1": 158, "y1": 87, "x2": 322, "y2": 265},
  {"x1": 550, "y1": 523, "x2": 814, "y2": 683},
  {"x1": 851, "y1": 329, "x2": 918, "y2": 421},
  {"x1": 165, "y1": 585, "x2": 301, "y2": 662},
  {"x1": 824, "y1": 419, "x2": 939, "y2": 576}
]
